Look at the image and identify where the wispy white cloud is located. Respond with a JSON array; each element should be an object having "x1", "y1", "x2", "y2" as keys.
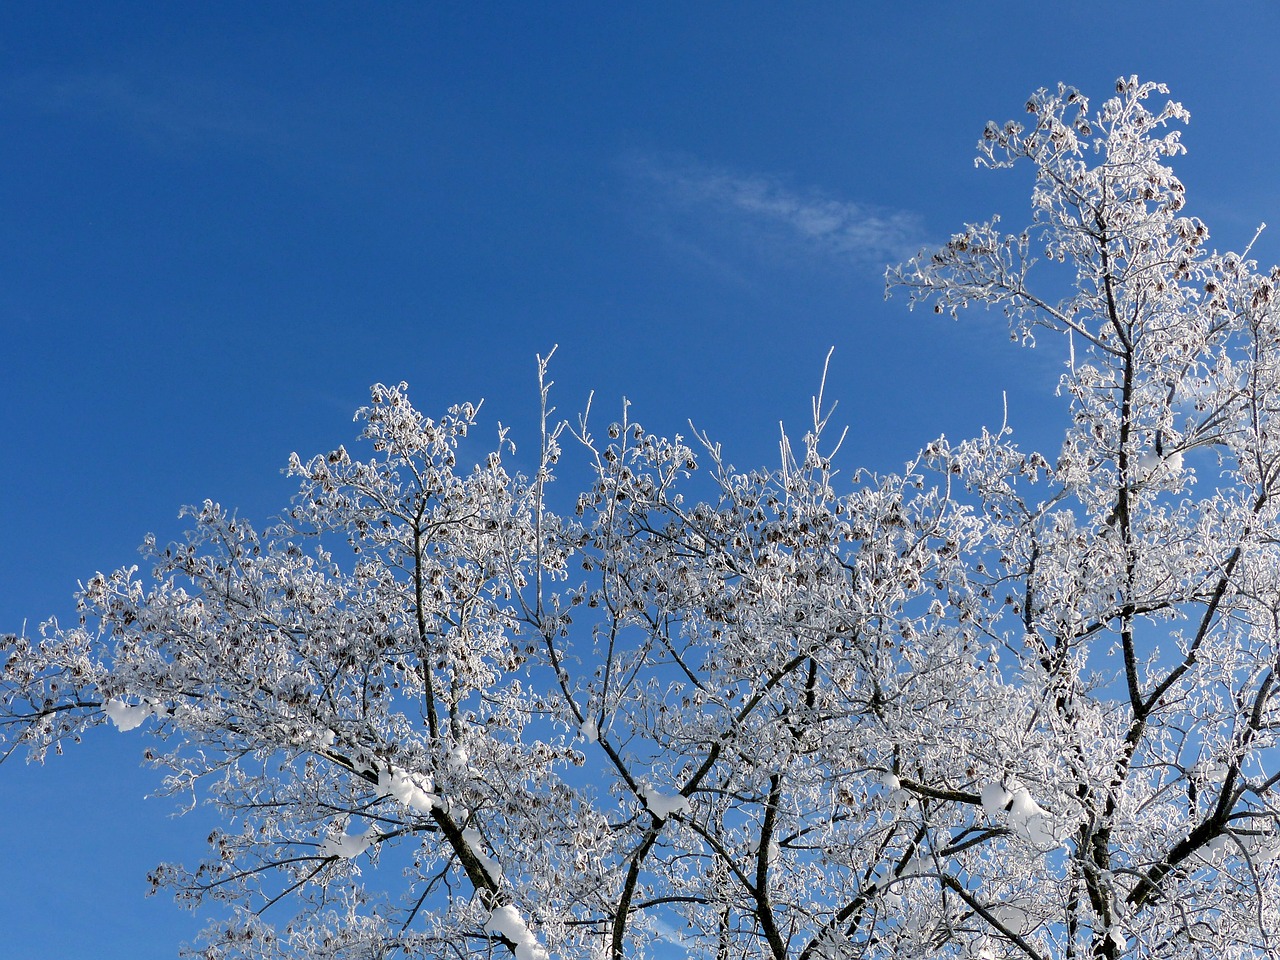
[
  {"x1": 4, "y1": 72, "x2": 290, "y2": 148},
  {"x1": 624, "y1": 153, "x2": 926, "y2": 275}
]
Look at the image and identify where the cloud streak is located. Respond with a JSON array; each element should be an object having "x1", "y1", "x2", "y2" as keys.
[
  {"x1": 626, "y1": 154, "x2": 926, "y2": 275},
  {"x1": 5, "y1": 72, "x2": 290, "y2": 149}
]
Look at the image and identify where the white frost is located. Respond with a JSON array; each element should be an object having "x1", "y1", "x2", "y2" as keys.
[
  {"x1": 640, "y1": 784, "x2": 690, "y2": 820},
  {"x1": 104, "y1": 698, "x2": 151, "y2": 732},
  {"x1": 485, "y1": 904, "x2": 550, "y2": 960}
]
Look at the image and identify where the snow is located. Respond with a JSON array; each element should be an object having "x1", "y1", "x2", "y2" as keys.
[
  {"x1": 1245, "y1": 831, "x2": 1280, "y2": 864},
  {"x1": 1135, "y1": 449, "x2": 1162, "y2": 480},
  {"x1": 485, "y1": 904, "x2": 550, "y2": 960},
  {"x1": 982, "y1": 782, "x2": 1059, "y2": 849},
  {"x1": 640, "y1": 784, "x2": 690, "y2": 820},
  {"x1": 377, "y1": 765, "x2": 439, "y2": 813},
  {"x1": 104, "y1": 698, "x2": 151, "y2": 732},
  {"x1": 1106, "y1": 927, "x2": 1126, "y2": 952},
  {"x1": 901, "y1": 852, "x2": 930, "y2": 879},
  {"x1": 321, "y1": 824, "x2": 375, "y2": 859},
  {"x1": 1007, "y1": 788, "x2": 1060, "y2": 849},
  {"x1": 881, "y1": 771, "x2": 911, "y2": 813},
  {"x1": 991, "y1": 900, "x2": 1035, "y2": 936},
  {"x1": 462, "y1": 827, "x2": 504, "y2": 884},
  {"x1": 745, "y1": 834, "x2": 780, "y2": 864},
  {"x1": 1192, "y1": 833, "x2": 1230, "y2": 866},
  {"x1": 580, "y1": 716, "x2": 598, "y2": 743},
  {"x1": 1193, "y1": 759, "x2": 1228, "y2": 785},
  {"x1": 1136, "y1": 448, "x2": 1183, "y2": 482},
  {"x1": 980, "y1": 782, "x2": 1010, "y2": 818},
  {"x1": 447, "y1": 745, "x2": 470, "y2": 772}
]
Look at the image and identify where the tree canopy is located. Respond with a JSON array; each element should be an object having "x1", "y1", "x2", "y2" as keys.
[{"x1": 6, "y1": 77, "x2": 1280, "y2": 960}]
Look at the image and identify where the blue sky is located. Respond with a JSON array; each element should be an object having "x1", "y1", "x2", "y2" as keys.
[{"x1": 3, "y1": 3, "x2": 1280, "y2": 955}]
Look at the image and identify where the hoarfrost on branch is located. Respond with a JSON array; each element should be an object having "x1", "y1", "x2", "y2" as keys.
[{"x1": 5, "y1": 77, "x2": 1280, "y2": 959}]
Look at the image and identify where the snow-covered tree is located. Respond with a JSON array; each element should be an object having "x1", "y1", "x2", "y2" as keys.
[{"x1": 5, "y1": 77, "x2": 1280, "y2": 960}]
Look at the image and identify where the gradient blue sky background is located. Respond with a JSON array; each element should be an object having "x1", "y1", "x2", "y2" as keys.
[{"x1": 4, "y1": 3, "x2": 1280, "y2": 955}]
